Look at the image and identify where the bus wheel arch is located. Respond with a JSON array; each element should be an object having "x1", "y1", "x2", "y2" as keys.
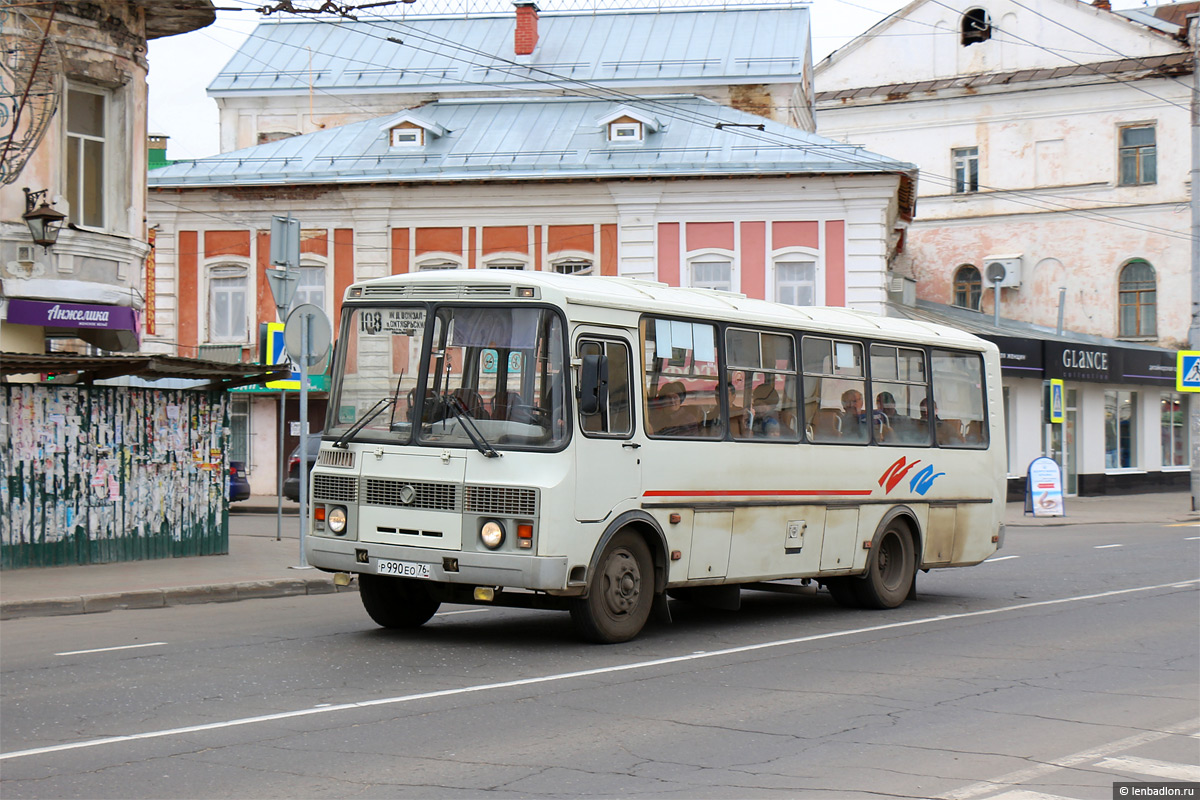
[
  {"x1": 855, "y1": 508, "x2": 919, "y2": 609},
  {"x1": 569, "y1": 512, "x2": 665, "y2": 643}
]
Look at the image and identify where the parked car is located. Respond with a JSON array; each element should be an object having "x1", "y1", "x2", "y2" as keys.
[
  {"x1": 228, "y1": 460, "x2": 251, "y2": 502},
  {"x1": 283, "y1": 432, "x2": 323, "y2": 502}
]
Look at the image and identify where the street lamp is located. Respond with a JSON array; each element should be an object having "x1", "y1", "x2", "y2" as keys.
[{"x1": 22, "y1": 188, "x2": 67, "y2": 251}]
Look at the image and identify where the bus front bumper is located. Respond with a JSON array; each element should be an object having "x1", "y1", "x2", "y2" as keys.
[{"x1": 306, "y1": 536, "x2": 572, "y2": 593}]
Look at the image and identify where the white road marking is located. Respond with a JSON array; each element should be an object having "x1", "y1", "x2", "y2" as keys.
[
  {"x1": 939, "y1": 717, "x2": 1200, "y2": 799},
  {"x1": 55, "y1": 643, "x2": 168, "y2": 657},
  {"x1": 1164, "y1": 522, "x2": 1200, "y2": 528},
  {"x1": 982, "y1": 791, "x2": 1076, "y2": 800},
  {"x1": 1094, "y1": 544, "x2": 1123, "y2": 549},
  {"x1": 435, "y1": 608, "x2": 489, "y2": 617},
  {"x1": 4, "y1": 579, "x2": 1197, "y2": 763},
  {"x1": 1186, "y1": 536, "x2": 1200, "y2": 540},
  {"x1": 1092, "y1": 756, "x2": 1200, "y2": 782},
  {"x1": 984, "y1": 555, "x2": 1020, "y2": 563}
]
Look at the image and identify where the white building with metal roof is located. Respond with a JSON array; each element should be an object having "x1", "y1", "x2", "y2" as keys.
[{"x1": 208, "y1": 4, "x2": 816, "y2": 152}]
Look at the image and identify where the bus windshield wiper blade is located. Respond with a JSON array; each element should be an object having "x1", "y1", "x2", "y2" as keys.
[
  {"x1": 442, "y1": 396, "x2": 500, "y2": 458},
  {"x1": 333, "y1": 397, "x2": 395, "y2": 449}
]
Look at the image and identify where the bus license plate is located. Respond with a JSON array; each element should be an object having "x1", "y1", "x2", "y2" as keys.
[{"x1": 375, "y1": 559, "x2": 431, "y2": 579}]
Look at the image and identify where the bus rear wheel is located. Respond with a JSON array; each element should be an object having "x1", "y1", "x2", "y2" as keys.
[
  {"x1": 854, "y1": 524, "x2": 915, "y2": 609},
  {"x1": 570, "y1": 531, "x2": 654, "y2": 644},
  {"x1": 358, "y1": 573, "x2": 441, "y2": 628}
]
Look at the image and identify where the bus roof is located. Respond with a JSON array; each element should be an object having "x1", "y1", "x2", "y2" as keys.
[{"x1": 346, "y1": 270, "x2": 990, "y2": 350}]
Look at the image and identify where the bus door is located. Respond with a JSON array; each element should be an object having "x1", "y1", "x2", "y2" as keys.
[{"x1": 573, "y1": 333, "x2": 642, "y2": 522}]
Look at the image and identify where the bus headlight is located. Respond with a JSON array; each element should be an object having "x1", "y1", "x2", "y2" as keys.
[
  {"x1": 480, "y1": 520, "x2": 505, "y2": 549},
  {"x1": 328, "y1": 506, "x2": 348, "y2": 535}
]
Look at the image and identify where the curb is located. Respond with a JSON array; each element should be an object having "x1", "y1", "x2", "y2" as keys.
[{"x1": 0, "y1": 577, "x2": 358, "y2": 620}]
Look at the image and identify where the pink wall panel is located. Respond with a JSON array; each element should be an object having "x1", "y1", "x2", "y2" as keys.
[
  {"x1": 772, "y1": 221, "x2": 819, "y2": 250},
  {"x1": 824, "y1": 220, "x2": 845, "y2": 307},
  {"x1": 658, "y1": 223, "x2": 680, "y2": 286},
  {"x1": 686, "y1": 221, "x2": 734, "y2": 251},
  {"x1": 740, "y1": 221, "x2": 765, "y2": 300}
]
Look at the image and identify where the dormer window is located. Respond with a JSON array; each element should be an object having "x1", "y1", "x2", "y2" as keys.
[
  {"x1": 609, "y1": 121, "x2": 643, "y2": 143},
  {"x1": 961, "y1": 8, "x2": 991, "y2": 45},
  {"x1": 390, "y1": 126, "x2": 423, "y2": 148},
  {"x1": 597, "y1": 108, "x2": 659, "y2": 145}
]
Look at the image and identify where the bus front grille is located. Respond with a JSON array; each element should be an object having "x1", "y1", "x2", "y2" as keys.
[
  {"x1": 317, "y1": 449, "x2": 354, "y2": 468},
  {"x1": 465, "y1": 485, "x2": 538, "y2": 517},
  {"x1": 364, "y1": 478, "x2": 459, "y2": 511},
  {"x1": 313, "y1": 474, "x2": 358, "y2": 503}
]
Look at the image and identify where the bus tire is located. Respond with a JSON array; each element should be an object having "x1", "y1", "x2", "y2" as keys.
[
  {"x1": 569, "y1": 531, "x2": 654, "y2": 643},
  {"x1": 358, "y1": 573, "x2": 441, "y2": 629},
  {"x1": 853, "y1": 523, "x2": 915, "y2": 609},
  {"x1": 823, "y1": 577, "x2": 863, "y2": 608}
]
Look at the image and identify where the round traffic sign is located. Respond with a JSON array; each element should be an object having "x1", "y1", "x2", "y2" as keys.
[{"x1": 284, "y1": 303, "x2": 332, "y2": 368}]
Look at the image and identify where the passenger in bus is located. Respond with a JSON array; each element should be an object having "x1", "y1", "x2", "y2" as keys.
[
  {"x1": 748, "y1": 384, "x2": 783, "y2": 438},
  {"x1": 874, "y1": 391, "x2": 897, "y2": 442},
  {"x1": 726, "y1": 381, "x2": 749, "y2": 438},
  {"x1": 841, "y1": 389, "x2": 869, "y2": 442},
  {"x1": 651, "y1": 381, "x2": 700, "y2": 435}
]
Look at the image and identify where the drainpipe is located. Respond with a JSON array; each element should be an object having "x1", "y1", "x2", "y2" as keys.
[{"x1": 1190, "y1": 14, "x2": 1199, "y2": 511}]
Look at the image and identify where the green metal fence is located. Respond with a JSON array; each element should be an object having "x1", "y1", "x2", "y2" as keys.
[{"x1": 1, "y1": 384, "x2": 230, "y2": 569}]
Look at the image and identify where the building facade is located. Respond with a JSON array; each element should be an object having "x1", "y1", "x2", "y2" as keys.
[
  {"x1": 814, "y1": 0, "x2": 1190, "y2": 494},
  {"x1": 1, "y1": 1, "x2": 215, "y2": 356}
]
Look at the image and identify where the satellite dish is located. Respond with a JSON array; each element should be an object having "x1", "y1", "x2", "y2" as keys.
[{"x1": 985, "y1": 261, "x2": 1008, "y2": 284}]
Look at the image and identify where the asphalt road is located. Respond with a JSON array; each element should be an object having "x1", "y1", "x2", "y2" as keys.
[{"x1": 1, "y1": 521, "x2": 1197, "y2": 800}]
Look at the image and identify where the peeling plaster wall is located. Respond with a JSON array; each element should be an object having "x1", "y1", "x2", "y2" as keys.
[{"x1": 1, "y1": 385, "x2": 230, "y2": 569}]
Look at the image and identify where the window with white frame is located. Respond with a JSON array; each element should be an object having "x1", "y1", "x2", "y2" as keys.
[
  {"x1": 229, "y1": 397, "x2": 251, "y2": 466},
  {"x1": 609, "y1": 122, "x2": 643, "y2": 143},
  {"x1": 208, "y1": 264, "x2": 249, "y2": 343},
  {"x1": 485, "y1": 257, "x2": 528, "y2": 271},
  {"x1": 291, "y1": 265, "x2": 326, "y2": 313},
  {"x1": 66, "y1": 85, "x2": 108, "y2": 228},
  {"x1": 416, "y1": 258, "x2": 462, "y2": 271},
  {"x1": 390, "y1": 127, "x2": 423, "y2": 147},
  {"x1": 1104, "y1": 390, "x2": 1138, "y2": 469},
  {"x1": 688, "y1": 258, "x2": 732, "y2": 292},
  {"x1": 953, "y1": 147, "x2": 979, "y2": 193},
  {"x1": 1161, "y1": 392, "x2": 1188, "y2": 467},
  {"x1": 775, "y1": 259, "x2": 816, "y2": 306},
  {"x1": 552, "y1": 258, "x2": 593, "y2": 275}
]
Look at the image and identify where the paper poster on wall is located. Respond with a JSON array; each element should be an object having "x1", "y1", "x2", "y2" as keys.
[{"x1": 1025, "y1": 456, "x2": 1065, "y2": 517}]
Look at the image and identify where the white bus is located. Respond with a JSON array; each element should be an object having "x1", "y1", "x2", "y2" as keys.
[{"x1": 307, "y1": 270, "x2": 1005, "y2": 642}]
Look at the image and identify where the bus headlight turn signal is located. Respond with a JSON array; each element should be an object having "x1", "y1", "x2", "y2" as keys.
[
  {"x1": 328, "y1": 506, "x2": 348, "y2": 535},
  {"x1": 481, "y1": 520, "x2": 505, "y2": 549}
]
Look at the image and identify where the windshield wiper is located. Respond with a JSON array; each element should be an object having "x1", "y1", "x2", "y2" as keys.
[
  {"x1": 333, "y1": 397, "x2": 395, "y2": 449},
  {"x1": 441, "y1": 395, "x2": 500, "y2": 458}
]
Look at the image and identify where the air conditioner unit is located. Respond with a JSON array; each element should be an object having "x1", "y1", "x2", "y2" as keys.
[{"x1": 983, "y1": 255, "x2": 1022, "y2": 288}]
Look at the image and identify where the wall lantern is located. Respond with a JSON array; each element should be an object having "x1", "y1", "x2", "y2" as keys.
[{"x1": 22, "y1": 187, "x2": 67, "y2": 251}]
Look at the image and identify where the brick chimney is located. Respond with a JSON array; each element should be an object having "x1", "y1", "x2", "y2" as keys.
[
  {"x1": 1092, "y1": 0, "x2": 1111, "y2": 9},
  {"x1": 515, "y1": 2, "x2": 539, "y2": 56}
]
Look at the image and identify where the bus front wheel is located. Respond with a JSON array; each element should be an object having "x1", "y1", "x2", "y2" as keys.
[
  {"x1": 570, "y1": 531, "x2": 654, "y2": 644},
  {"x1": 358, "y1": 573, "x2": 441, "y2": 628},
  {"x1": 854, "y1": 524, "x2": 915, "y2": 609}
]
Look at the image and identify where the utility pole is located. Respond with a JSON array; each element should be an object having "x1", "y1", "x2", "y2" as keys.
[{"x1": 1190, "y1": 15, "x2": 1199, "y2": 511}]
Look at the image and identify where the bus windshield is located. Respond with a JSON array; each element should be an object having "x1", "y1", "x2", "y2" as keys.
[{"x1": 329, "y1": 304, "x2": 568, "y2": 450}]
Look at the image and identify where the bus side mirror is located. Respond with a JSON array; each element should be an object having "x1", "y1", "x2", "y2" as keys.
[{"x1": 579, "y1": 354, "x2": 608, "y2": 416}]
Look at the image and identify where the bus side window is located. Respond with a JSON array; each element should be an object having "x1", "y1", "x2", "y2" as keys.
[
  {"x1": 579, "y1": 339, "x2": 632, "y2": 437},
  {"x1": 931, "y1": 349, "x2": 989, "y2": 448}
]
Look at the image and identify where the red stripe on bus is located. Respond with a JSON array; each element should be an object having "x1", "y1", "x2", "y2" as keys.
[{"x1": 642, "y1": 489, "x2": 874, "y2": 498}]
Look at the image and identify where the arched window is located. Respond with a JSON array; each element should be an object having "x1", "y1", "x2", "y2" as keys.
[
  {"x1": 1118, "y1": 260, "x2": 1156, "y2": 338},
  {"x1": 954, "y1": 265, "x2": 982, "y2": 310},
  {"x1": 961, "y1": 8, "x2": 991, "y2": 45}
]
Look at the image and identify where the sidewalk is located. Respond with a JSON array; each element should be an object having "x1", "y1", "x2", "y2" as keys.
[{"x1": 2, "y1": 490, "x2": 1196, "y2": 620}]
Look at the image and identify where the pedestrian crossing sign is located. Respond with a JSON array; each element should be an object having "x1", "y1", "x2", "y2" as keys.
[{"x1": 1177, "y1": 351, "x2": 1200, "y2": 392}]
